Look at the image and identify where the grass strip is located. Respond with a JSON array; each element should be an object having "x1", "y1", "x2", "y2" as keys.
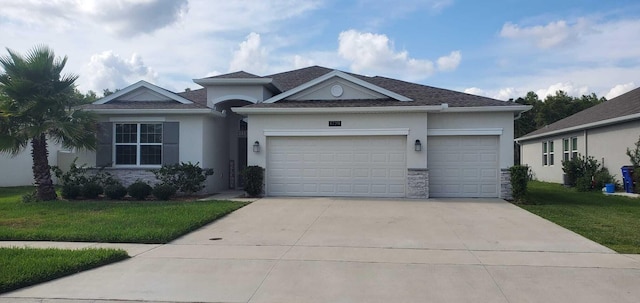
[
  {"x1": 0, "y1": 247, "x2": 128, "y2": 293},
  {"x1": 0, "y1": 187, "x2": 248, "y2": 243},
  {"x1": 518, "y1": 181, "x2": 640, "y2": 253}
]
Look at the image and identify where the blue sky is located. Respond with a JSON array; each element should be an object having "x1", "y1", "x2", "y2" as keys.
[{"x1": 1, "y1": 0, "x2": 639, "y2": 100}]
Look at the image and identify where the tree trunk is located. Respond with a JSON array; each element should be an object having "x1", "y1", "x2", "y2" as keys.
[{"x1": 31, "y1": 134, "x2": 57, "y2": 201}]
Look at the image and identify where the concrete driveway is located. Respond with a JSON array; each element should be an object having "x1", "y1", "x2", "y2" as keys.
[{"x1": 3, "y1": 197, "x2": 640, "y2": 303}]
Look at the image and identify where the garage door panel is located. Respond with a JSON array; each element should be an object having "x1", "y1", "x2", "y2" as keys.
[
  {"x1": 267, "y1": 136, "x2": 406, "y2": 197},
  {"x1": 428, "y1": 136, "x2": 499, "y2": 198}
]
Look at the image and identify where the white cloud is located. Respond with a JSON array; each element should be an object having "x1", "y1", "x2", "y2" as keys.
[
  {"x1": 83, "y1": 51, "x2": 158, "y2": 92},
  {"x1": 535, "y1": 82, "x2": 590, "y2": 99},
  {"x1": 605, "y1": 82, "x2": 636, "y2": 99},
  {"x1": 437, "y1": 51, "x2": 461, "y2": 72},
  {"x1": 500, "y1": 19, "x2": 590, "y2": 49},
  {"x1": 228, "y1": 32, "x2": 269, "y2": 74},
  {"x1": 78, "y1": 0, "x2": 188, "y2": 37},
  {"x1": 338, "y1": 29, "x2": 435, "y2": 80},
  {"x1": 293, "y1": 55, "x2": 315, "y2": 69},
  {"x1": 464, "y1": 87, "x2": 486, "y2": 96},
  {"x1": 0, "y1": 0, "x2": 188, "y2": 37}
]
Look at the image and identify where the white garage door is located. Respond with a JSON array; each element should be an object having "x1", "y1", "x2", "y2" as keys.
[
  {"x1": 267, "y1": 136, "x2": 406, "y2": 197},
  {"x1": 428, "y1": 136, "x2": 499, "y2": 198}
]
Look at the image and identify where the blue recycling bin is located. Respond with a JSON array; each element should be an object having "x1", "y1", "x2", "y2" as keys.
[{"x1": 621, "y1": 166, "x2": 635, "y2": 193}]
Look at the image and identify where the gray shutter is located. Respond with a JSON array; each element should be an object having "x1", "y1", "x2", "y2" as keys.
[
  {"x1": 163, "y1": 122, "x2": 179, "y2": 165},
  {"x1": 96, "y1": 122, "x2": 113, "y2": 167}
]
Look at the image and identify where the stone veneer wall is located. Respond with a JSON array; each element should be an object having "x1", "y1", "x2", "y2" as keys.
[
  {"x1": 500, "y1": 168, "x2": 512, "y2": 200},
  {"x1": 88, "y1": 168, "x2": 158, "y2": 187},
  {"x1": 407, "y1": 168, "x2": 429, "y2": 198}
]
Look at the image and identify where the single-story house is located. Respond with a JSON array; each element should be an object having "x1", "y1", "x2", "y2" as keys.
[
  {"x1": 516, "y1": 86, "x2": 640, "y2": 183},
  {"x1": 8, "y1": 66, "x2": 530, "y2": 199}
]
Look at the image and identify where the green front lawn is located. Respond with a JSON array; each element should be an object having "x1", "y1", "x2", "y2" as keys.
[
  {"x1": 519, "y1": 181, "x2": 640, "y2": 253},
  {"x1": 0, "y1": 186, "x2": 248, "y2": 243},
  {"x1": 0, "y1": 247, "x2": 128, "y2": 293}
]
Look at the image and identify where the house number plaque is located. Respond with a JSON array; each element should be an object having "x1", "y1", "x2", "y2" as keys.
[{"x1": 329, "y1": 121, "x2": 342, "y2": 127}]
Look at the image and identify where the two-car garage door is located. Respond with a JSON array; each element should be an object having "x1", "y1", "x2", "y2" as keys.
[{"x1": 267, "y1": 136, "x2": 406, "y2": 197}]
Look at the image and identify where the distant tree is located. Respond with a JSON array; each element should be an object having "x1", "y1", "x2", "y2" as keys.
[
  {"x1": 514, "y1": 90, "x2": 606, "y2": 164},
  {"x1": 102, "y1": 88, "x2": 121, "y2": 97},
  {"x1": 0, "y1": 45, "x2": 97, "y2": 201}
]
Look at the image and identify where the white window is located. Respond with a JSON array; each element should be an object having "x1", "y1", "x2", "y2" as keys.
[
  {"x1": 542, "y1": 141, "x2": 554, "y2": 166},
  {"x1": 563, "y1": 138, "x2": 570, "y2": 162},
  {"x1": 571, "y1": 137, "x2": 578, "y2": 159},
  {"x1": 114, "y1": 123, "x2": 163, "y2": 166}
]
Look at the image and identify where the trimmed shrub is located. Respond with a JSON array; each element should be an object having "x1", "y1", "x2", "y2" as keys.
[
  {"x1": 128, "y1": 181, "x2": 152, "y2": 200},
  {"x1": 61, "y1": 184, "x2": 81, "y2": 200},
  {"x1": 509, "y1": 165, "x2": 529, "y2": 201},
  {"x1": 576, "y1": 176, "x2": 592, "y2": 192},
  {"x1": 593, "y1": 167, "x2": 616, "y2": 190},
  {"x1": 242, "y1": 166, "x2": 264, "y2": 197},
  {"x1": 153, "y1": 162, "x2": 214, "y2": 195},
  {"x1": 104, "y1": 184, "x2": 127, "y2": 200},
  {"x1": 152, "y1": 184, "x2": 177, "y2": 200},
  {"x1": 81, "y1": 182, "x2": 103, "y2": 199}
]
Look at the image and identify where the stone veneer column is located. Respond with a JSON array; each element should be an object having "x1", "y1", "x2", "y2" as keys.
[
  {"x1": 407, "y1": 168, "x2": 429, "y2": 199},
  {"x1": 500, "y1": 168, "x2": 512, "y2": 200}
]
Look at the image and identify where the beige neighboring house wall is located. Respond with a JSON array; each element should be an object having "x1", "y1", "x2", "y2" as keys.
[{"x1": 517, "y1": 86, "x2": 640, "y2": 184}]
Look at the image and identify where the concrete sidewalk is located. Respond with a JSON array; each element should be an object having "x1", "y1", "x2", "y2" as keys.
[{"x1": 2, "y1": 197, "x2": 640, "y2": 303}]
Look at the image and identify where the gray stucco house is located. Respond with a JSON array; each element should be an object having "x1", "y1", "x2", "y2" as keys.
[
  {"x1": 517, "y1": 87, "x2": 640, "y2": 183},
  {"x1": 6, "y1": 66, "x2": 530, "y2": 199}
]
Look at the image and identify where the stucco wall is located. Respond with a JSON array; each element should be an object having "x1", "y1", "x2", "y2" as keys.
[
  {"x1": 519, "y1": 131, "x2": 585, "y2": 183},
  {"x1": 519, "y1": 120, "x2": 640, "y2": 184},
  {"x1": 246, "y1": 112, "x2": 429, "y2": 169},
  {"x1": 427, "y1": 112, "x2": 515, "y2": 169},
  {"x1": 207, "y1": 85, "x2": 272, "y2": 106},
  {"x1": 586, "y1": 120, "x2": 640, "y2": 182},
  {"x1": 0, "y1": 143, "x2": 62, "y2": 186}
]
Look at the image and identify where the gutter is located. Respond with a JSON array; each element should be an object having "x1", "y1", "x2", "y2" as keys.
[
  {"x1": 232, "y1": 104, "x2": 531, "y2": 115},
  {"x1": 86, "y1": 108, "x2": 226, "y2": 117}
]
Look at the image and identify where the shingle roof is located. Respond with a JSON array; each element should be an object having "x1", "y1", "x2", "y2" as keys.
[
  {"x1": 249, "y1": 65, "x2": 514, "y2": 108},
  {"x1": 85, "y1": 65, "x2": 519, "y2": 112},
  {"x1": 519, "y1": 86, "x2": 640, "y2": 140},
  {"x1": 205, "y1": 71, "x2": 263, "y2": 79}
]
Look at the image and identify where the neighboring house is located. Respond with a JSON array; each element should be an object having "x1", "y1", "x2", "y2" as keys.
[
  {"x1": 516, "y1": 87, "x2": 640, "y2": 183},
  {"x1": 27, "y1": 66, "x2": 529, "y2": 199}
]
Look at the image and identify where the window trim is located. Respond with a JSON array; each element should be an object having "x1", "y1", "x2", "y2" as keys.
[
  {"x1": 571, "y1": 137, "x2": 578, "y2": 159},
  {"x1": 542, "y1": 140, "x2": 554, "y2": 166},
  {"x1": 113, "y1": 122, "x2": 163, "y2": 167},
  {"x1": 563, "y1": 138, "x2": 570, "y2": 162}
]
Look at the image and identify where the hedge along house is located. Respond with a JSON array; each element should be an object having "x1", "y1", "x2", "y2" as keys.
[
  {"x1": 72, "y1": 66, "x2": 530, "y2": 198},
  {"x1": 516, "y1": 86, "x2": 640, "y2": 184}
]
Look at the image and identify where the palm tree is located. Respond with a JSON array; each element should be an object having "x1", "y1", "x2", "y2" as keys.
[{"x1": 0, "y1": 45, "x2": 96, "y2": 201}]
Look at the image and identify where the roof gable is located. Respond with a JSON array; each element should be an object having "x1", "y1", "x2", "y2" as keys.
[
  {"x1": 263, "y1": 70, "x2": 412, "y2": 103},
  {"x1": 93, "y1": 80, "x2": 193, "y2": 105}
]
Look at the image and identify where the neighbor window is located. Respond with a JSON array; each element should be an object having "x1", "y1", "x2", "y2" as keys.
[
  {"x1": 114, "y1": 123, "x2": 163, "y2": 166},
  {"x1": 563, "y1": 138, "x2": 570, "y2": 161},
  {"x1": 571, "y1": 137, "x2": 578, "y2": 159},
  {"x1": 542, "y1": 141, "x2": 554, "y2": 166}
]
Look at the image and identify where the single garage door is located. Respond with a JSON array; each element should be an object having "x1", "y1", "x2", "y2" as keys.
[
  {"x1": 428, "y1": 136, "x2": 499, "y2": 198},
  {"x1": 267, "y1": 136, "x2": 406, "y2": 197}
]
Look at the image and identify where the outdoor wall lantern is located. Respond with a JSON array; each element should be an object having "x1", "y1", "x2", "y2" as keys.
[
  {"x1": 414, "y1": 139, "x2": 422, "y2": 151},
  {"x1": 253, "y1": 141, "x2": 261, "y2": 152}
]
